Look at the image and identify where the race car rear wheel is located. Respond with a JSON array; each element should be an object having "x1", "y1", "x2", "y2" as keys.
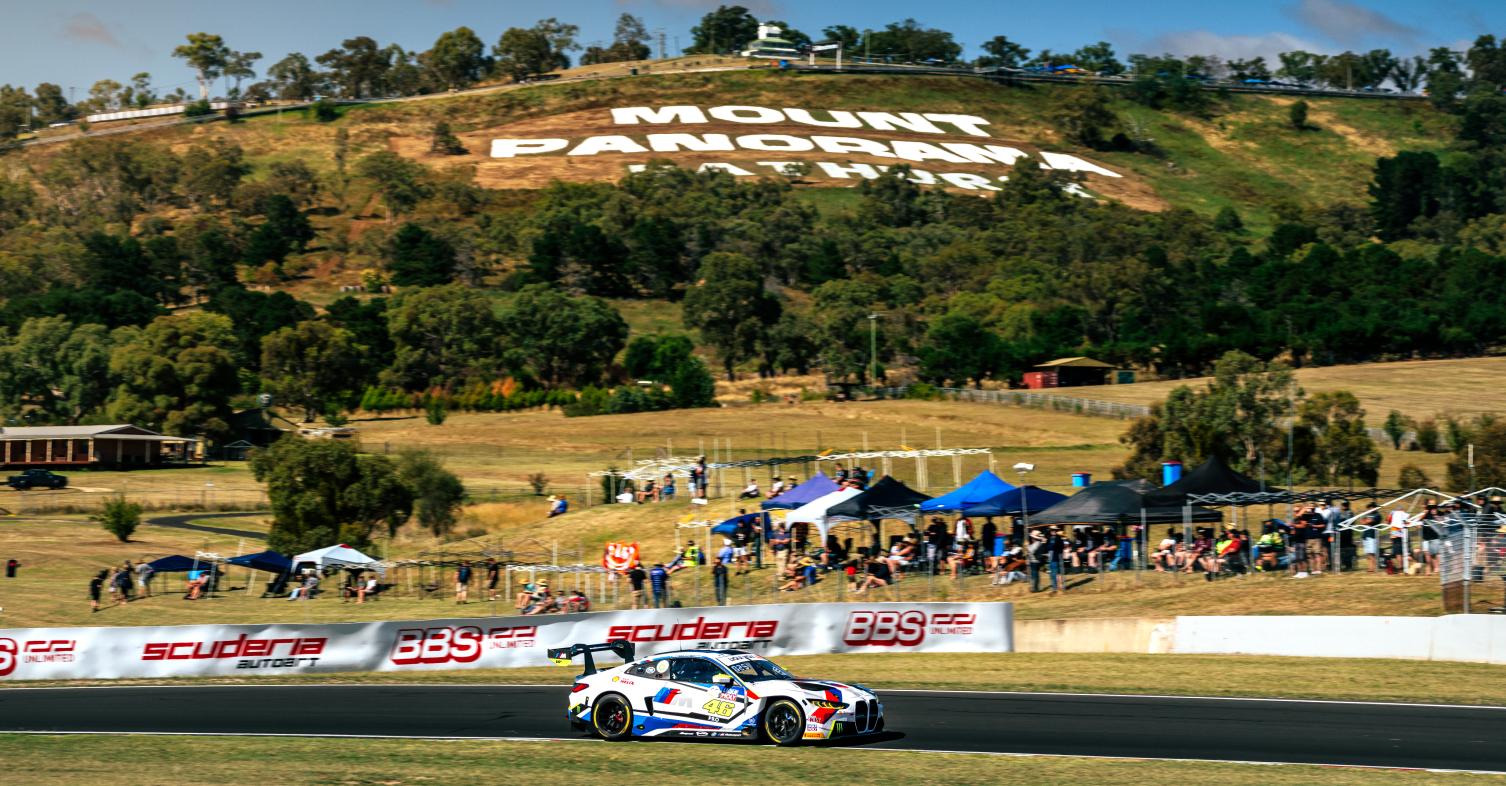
[
  {"x1": 761, "y1": 698, "x2": 805, "y2": 746},
  {"x1": 592, "y1": 694, "x2": 633, "y2": 741}
]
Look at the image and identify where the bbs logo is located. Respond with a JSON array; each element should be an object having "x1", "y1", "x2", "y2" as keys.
[
  {"x1": 390, "y1": 625, "x2": 538, "y2": 665},
  {"x1": 0, "y1": 638, "x2": 15, "y2": 677},
  {"x1": 842, "y1": 611, "x2": 977, "y2": 647}
]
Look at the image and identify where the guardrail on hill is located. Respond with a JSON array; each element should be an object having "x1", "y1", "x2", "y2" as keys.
[{"x1": 878, "y1": 386, "x2": 1150, "y2": 419}]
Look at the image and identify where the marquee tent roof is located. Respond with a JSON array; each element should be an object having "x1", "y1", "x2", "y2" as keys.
[
  {"x1": 961, "y1": 485, "x2": 1069, "y2": 518},
  {"x1": 761, "y1": 472, "x2": 840, "y2": 510},
  {"x1": 145, "y1": 555, "x2": 214, "y2": 573},
  {"x1": 1145, "y1": 455, "x2": 1279, "y2": 506},
  {"x1": 226, "y1": 550, "x2": 293, "y2": 574},
  {"x1": 292, "y1": 544, "x2": 378, "y2": 569},
  {"x1": 825, "y1": 476, "x2": 932, "y2": 521},
  {"x1": 919, "y1": 470, "x2": 1015, "y2": 512},
  {"x1": 785, "y1": 488, "x2": 862, "y2": 527},
  {"x1": 1030, "y1": 481, "x2": 1222, "y2": 526}
]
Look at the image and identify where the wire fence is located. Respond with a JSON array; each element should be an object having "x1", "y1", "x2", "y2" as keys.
[
  {"x1": 881, "y1": 386, "x2": 1151, "y2": 420},
  {"x1": 1440, "y1": 514, "x2": 1506, "y2": 614}
]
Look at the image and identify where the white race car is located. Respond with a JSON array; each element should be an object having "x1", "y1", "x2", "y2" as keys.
[{"x1": 549, "y1": 641, "x2": 885, "y2": 746}]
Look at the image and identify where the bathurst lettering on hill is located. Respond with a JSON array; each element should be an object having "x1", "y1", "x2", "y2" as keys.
[{"x1": 408, "y1": 103, "x2": 1159, "y2": 205}]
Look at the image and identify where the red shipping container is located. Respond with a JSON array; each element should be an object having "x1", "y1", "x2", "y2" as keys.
[{"x1": 1023, "y1": 371, "x2": 1058, "y2": 389}]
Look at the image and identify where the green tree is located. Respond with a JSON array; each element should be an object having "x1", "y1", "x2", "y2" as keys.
[
  {"x1": 260, "y1": 321, "x2": 361, "y2": 422},
  {"x1": 106, "y1": 312, "x2": 240, "y2": 440},
  {"x1": 1289, "y1": 100, "x2": 1309, "y2": 130},
  {"x1": 384, "y1": 284, "x2": 503, "y2": 388},
  {"x1": 355, "y1": 151, "x2": 431, "y2": 222},
  {"x1": 866, "y1": 19, "x2": 962, "y2": 62},
  {"x1": 1369, "y1": 151, "x2": 1440, "y2": 241},
  {"x1": 224, "y1": 50, "x2": 262, "y2": 97},
  {"x1": 581, "y1": 14, "x2": 652, "y2": 64},
  {"x1": 682, "y1": 252, "x2": 781, "y2": 380},
  {"x1": 425, "y1": 26, "x2": 489, "y2": 89},
  {"x1": 492, "y1": 27, "x2": 556, "y2": 80},
  {"x1": 977, "y1": 35, "x2": 1030, "y2": 68},
  {"x1": 687, "y1": 6, "x2": 759, "y2": 54},
  {"x1": 173, "y1": 33, "x2": 231, "y2": 99},
  {"x1": 1398, "y1": 464, "x2": 1431, "y2": 488},
  {"x1": 251, "y1": 437, "x2": 412, "y2": 552},
  {"x1": 266, "y1": 53, "x2": 321, "y2": 100},
  {"x1": 385, "y1": 223, "x2": 456, "y2": 286},
  {"x1": 0, "y1": 317, "x2": 114, "y2": 424},
  {"x1": 1382, "y1": 410, "x2": 1411, "y2": 450},
  {"x1": 1054, "y1": 87, "x2": 1116, "y2": 149},
  {"x1": 93, "y1": 496, "x2": 142, "y2": 543},
  {"x1": 1213, "y1": 206, "x2": 1244, "y2": 233},
  {"x1": 204, "y1": 287, "x2": 316, "y2": 367},
  {"x1": 32, "y1": 82, "x2": 72, "y2": 124},
  {"x1": 498, "y1": 285, "x2": 628, "y2": 387},
  {"x1": 1300, "y1": 391, "x2": 1381, "y2": 485},
  {"x1": 918, "y1": 312, "x2": 1004, "y2": 387},
  {"x1": 317, "y1": 37, "x2": 391, "y2": 98},
  {"x1": 821, "y1": 25, "x2": 861, "y2": 50},
  {"x1": 179, "y1": 141, "x2": 250, "y2": 209},
  {"x1": 1072, "y1": 41, "x2": 1123, "y2": 74},
  {"x1": 1415, "y1": 418, "x2": 1441, "y2": 452},
  {"x1": 1447, "y1": 418, "x2": 1506, "y2": 490},
  {"x1": 397, "y1": 451, "x2": 466, "y2": 536},
  {"x1": 430, "y1": 121, "x2": 467, "y2": 155}
]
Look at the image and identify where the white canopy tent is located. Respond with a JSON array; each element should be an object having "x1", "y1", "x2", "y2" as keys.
[
  {"x1": 785, "y1": 487, "x2": 862, "y2": 541},
  {"x1": 292, "y1": 544, "x2": 380, "y2": 571}
]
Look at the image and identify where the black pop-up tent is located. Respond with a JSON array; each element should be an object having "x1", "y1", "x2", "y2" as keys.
[
  {"x1": 1030, "y1": 481, "x2": 1223, "y2": 527},
  {"x1": 1144, "y1": 455, "x2": 1280, "y2": 507},
  {"x1": 824, "y1": 476, "x2": 932, "y2": 523}
]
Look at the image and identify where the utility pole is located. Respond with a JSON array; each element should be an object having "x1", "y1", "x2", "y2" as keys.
[{"x1": 656, "y1": 29, "x2": 666, "y2": 60}]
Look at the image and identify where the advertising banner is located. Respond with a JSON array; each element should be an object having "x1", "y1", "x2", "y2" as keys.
[{"x1": 0, "y1": 601, "x2": 1012, "y2": 682}]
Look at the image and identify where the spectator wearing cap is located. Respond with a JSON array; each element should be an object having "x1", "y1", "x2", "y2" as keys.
[
  {"x1": 1026, "y1": 530, "x2": 1047, "y2": 592},
  {"x1": 547, "y1": 495, "x2": 568, "y2": 517},
  {"x1": 1045, "y1": 527, "x2": 1067, "y2": 593}
]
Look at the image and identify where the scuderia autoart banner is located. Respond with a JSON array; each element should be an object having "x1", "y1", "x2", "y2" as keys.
[{"x1": 0, "y1": 602, "x2": 1012, "y2": 681}]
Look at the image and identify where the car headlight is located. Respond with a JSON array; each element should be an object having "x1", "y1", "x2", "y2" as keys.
[{"x1": 808, "y1": 700, "x2": 847, "y2": 710}]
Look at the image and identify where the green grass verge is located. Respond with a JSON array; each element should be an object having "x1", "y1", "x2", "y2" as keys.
[
  {"x1": 8, "y1": 653, "x2": 1505, "y2": 707},
  {"x1": 0, "y1": 734, "x2": 1497, "y2": 786}
]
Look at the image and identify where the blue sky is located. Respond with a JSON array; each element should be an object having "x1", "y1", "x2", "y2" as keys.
[{"x1": 2, "y1": 0, "x2": 1501, "y2": 96}]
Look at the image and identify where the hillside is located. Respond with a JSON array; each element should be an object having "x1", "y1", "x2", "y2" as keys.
[{"x1": 13, "y1": 70, "x2": 1451, "y2": 232}]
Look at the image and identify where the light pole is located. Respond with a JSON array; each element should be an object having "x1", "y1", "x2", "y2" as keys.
[
  {"x1": 1014, "y1": 463, "x2": 1035, "y2": 531},
  {"x1": 867, "y1": 313, "x2": 879, "y2": 387}
]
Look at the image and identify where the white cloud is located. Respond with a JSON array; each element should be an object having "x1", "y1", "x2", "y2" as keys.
[
  {"x1": 62, "y1": 12, "x2": 119, "y2": 47},
  {"x1": 1286, "y1": 0, "x2": 1422, "y2": 47},
  {"x1": 1142, "y1": 30, "x2": 1329, "y2": 63}
]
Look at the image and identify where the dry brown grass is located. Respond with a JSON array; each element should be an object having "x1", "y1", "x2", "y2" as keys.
[{"x1": 1073, "y1": 357, "x2": 1506, "y2": 422}]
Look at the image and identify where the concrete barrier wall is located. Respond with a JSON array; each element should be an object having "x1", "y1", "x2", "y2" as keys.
[
  {"x1": 1172, "y1": 614, "x2": 1506, "y2": 664},
  {"x1": 1015, "y1": 617, "x2": 1174, "y2": 654}
]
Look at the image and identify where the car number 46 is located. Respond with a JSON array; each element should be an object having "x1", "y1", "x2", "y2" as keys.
[{"x1": 702, "y1": 699, "x2": 737, "y2": 718}]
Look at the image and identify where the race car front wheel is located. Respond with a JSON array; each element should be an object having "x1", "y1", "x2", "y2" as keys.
[
  {"x1": 761, "y1": 698, "x2": 805, "y2": 746},
  {"x1": 592, "y1": 694, "x2": 633, "y2": 741}
]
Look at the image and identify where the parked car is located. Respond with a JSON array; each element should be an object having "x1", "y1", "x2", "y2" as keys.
[{"x1": 6, "y1": 469, "x2": 68, "y2": 490}]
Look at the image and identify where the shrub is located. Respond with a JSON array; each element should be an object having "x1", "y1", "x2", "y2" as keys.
[
  {"x1": 310, "y1": 100, "x2": 339, "y2": 122},
  {"x1": 905, "y1": 382, "x2": 940, "y2": 400},
  {"x1": 425, "y1": 400, "x2": 447, "y2": 425},
  {"x1": 94, "y1": 496, "x2": 142, "y2": 542},
  {"x1": 184, "y1": 99, "x2": 215, "y2": 118},
  {"x1": 528, "y1": 472, "x2": 549, "y2": 495},
  {"x1": 1415, "y1": 418, "x2": 1441, "y2": 452},
  {"x1": 1397, "y1": 464, "x2": 1431, "y2": 488}
]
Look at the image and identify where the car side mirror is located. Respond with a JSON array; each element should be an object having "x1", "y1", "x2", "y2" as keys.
[{"x1": 712, "y1": 673, "x2": 732, "y2": 685}]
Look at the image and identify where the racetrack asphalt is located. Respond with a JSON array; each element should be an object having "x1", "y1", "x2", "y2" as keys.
[
  {"x1": 144, "y1": 511, "x2": 268, "y2": 540},
  {"x1": 1, "y1": 685, "x2": 1502, "y2": 772}
]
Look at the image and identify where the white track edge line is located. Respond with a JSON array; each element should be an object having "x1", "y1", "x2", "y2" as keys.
[{"x1": 0, "y1": 730, "x2": 1499, "y2": 776}]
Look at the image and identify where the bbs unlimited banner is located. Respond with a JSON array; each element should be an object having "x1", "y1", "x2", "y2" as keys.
[{"x1": 0, "y1": 601, "x2": 1012, "y2": 681}]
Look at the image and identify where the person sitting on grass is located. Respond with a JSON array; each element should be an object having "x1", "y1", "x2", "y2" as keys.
[
  {"x1": 666, "y1": 547, "x2": 693, "y2": 574},
  {"x1": 948, "y1": 541, "x2": 976, "y2": 579},
  {"x1": 287, "y1": 572, "x2": 319, "y2": 601},
  {"x1": 854, "y1": 556, "x2": 891, "y2": 593},
  {"x1": 887, "y1": 536, "x2": 916, "y2": 580},
  {"x1": 515, "y1": 582, "x2": 538, "y2": 611},
  {"x1": 547, "y1": 496, "x2": 568, "y2": 517},
  {"x1": 565, "y1": 589, "x2": 590, "y2": 613},
  {"x1": 659, "y1": 475, "x2": 676, "y2": 500},
  {"x1": 995, "y1": 539, "x2": 1028, "y2": 585},
  {"x1": 522, "y1": 583, "x2": 555, "y2": 614},
  {"x1": 635, "y1": 479, "x2": 658, "y2": 503},
  {"x1": 738, "y1": 479, "x2": 760, "y2": 500},
  {"x1": 356, "y1": 575, "x2": 378, "y2": 603}
]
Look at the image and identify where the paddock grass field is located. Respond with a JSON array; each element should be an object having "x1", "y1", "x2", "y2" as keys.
[
  {"x1": 1066, "y1": 356, "x2": 1506, "y2": 424},
  {"x1": 3, "y1": 734, "x2": 1492, "y2": 786}
]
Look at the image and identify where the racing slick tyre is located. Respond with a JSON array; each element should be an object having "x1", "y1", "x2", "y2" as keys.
[
  {"x1": 761, "y1": 698, "x2": 805, "y2": 746},
  {"x1": 591, "y1": 694, "x2": 633, "y2": 742}
]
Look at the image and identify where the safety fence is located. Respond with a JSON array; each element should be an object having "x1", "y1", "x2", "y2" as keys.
[
  {"x1": 879, "y1": 386, "x2": 1151, "y2": 420},
  {"x1": 1440, "y1": 516, "x2": 1506, "y2": 614},
  {"x1": 0, "y1": 601, "x2": 1012, "y2": 681}
]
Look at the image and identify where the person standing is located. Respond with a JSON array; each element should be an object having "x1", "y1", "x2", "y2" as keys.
[
  {"x1": 485, "y1": 558, "x2": 501, "y2": 601},
  {"x1": 455, "y1": 561, "x2": 472, "y2": 605},
  {"x1": 135, "y1": 560, "x2": 155, "y2": 599},
  {"x1": 5, "y1": 558, "x2": 18, "y2": 578},
  {"x1": 628, "y1": 563, "x2": 647, "y2": 609},
  {"x1": 1026, "y1": 530, "x2": 1046, "y2": 592},
  {"x1": 88, "y1": 569, "x2": 105, "y2": 613},
  {"x1": 712, "y1": 558, "x2": 729, "y2": 606},
  {"x1": 649, "y1": 563, "x2": 670, "y2": 608},
  {"x1": 1046, "y1": 527, "x2": 1067, "y2": 593}
]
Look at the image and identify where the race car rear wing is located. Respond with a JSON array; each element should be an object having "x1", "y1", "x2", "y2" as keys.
[{"x1": 547, "y1": 640, "x2": 636, "y2": 676}]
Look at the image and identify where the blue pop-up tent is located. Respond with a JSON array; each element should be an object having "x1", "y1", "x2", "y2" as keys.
[
  {"x1": 961, "y1": 485, "x2": 1069, "y2": 517},
  {"x1": 919, "y1": 470, "x2": 1015, "y2": 512},
  {"x1": 226, "y1": 550, "x2": 292, "y2": 574},
  {"x1": 761, "y1": 473, "x2": 840, "y2": 510},
  {"x1": 712, "y1": 511, "x2": 771, "y2": 538}
]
